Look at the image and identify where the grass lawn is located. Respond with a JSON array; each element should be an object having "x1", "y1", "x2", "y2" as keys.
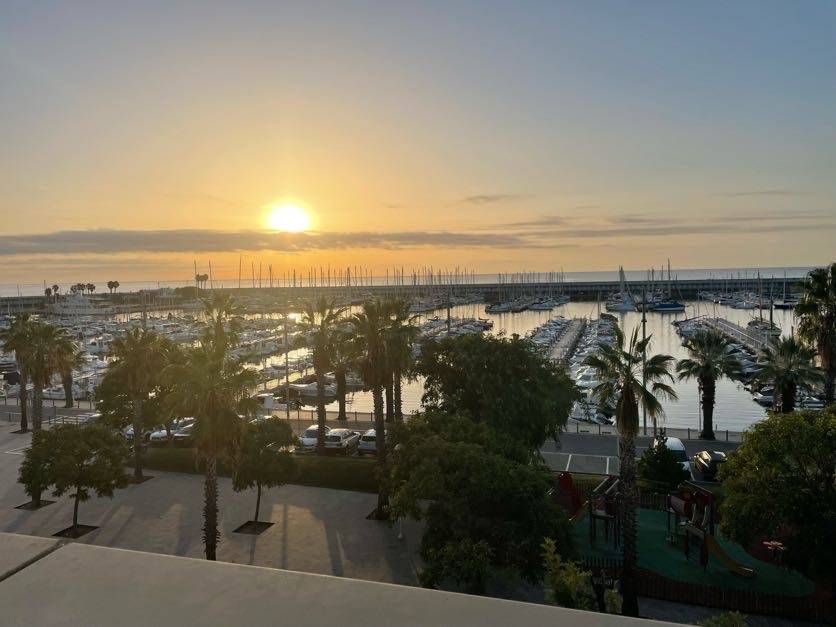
[{"x1": 573, "y1": 508, "x2": 815, "y2": 597}]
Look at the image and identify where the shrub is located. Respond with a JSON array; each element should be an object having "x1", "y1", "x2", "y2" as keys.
[{"x1": 637, "y1": 436, "x2": 690, "y2": 489}]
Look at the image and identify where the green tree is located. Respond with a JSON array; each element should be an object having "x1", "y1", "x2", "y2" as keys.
[
  {"x1": 233, "y1": 418, "x2": 297, "y2": 522},
  {"x1": 584, "y1": 326, "x2": 677, "y2": 617},
  {"x1": 58, "y1": 346, "x2": 84, "y2": 409},
  {"x1": 796, "y1": 262, "x2": 836, "y2": 404},
  {"x1": 21, "y1": 424, "x2": 128, "y2": 534},
  {"x1": 18, "y1": 430, "x2": 52, "y2": 507},
  {"x1": 637, "y1": 436, "x2": 690, "y2": 488},
  {"x1": 757, "y1": 336, "x2": 823, "y2": 413},
  {"x1": 542, "y1": 538, "x2": 595, "y2": 610},
  {"x1": 389, "y1": 413, "x2": 573, "y2": 593},
  {"x1": 418, "y1": 333, "x2": 577, "y2": 453},
  {"x1": 0, "y1": 314, "x2": 34, "y2": 432},
  {"x1": 677, "y1": 329, "x2": 742, "y2": 440},
  {"x1": 104, "y1": 328, "x2": 171, "y2": 481},
  {"x1": 720, "y1": 408, "x2": 836, "y2": 581},
  {"x1": 351, "y1": 300, "x2": 390, "y2": 516},
  {"x1": 27, "y1": 321, "x2": 76, "y2": 431},
  {"x1": 302, "y1": 297, "x2": 347, "y2": 452},
  {"x1": 330, "y1": 329, "x2": 358, "y2": 421}
]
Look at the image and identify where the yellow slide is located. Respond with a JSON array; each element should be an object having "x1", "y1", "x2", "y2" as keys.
[{"x1": 704, "y1": 535, "x2": 755, "y2": 578}]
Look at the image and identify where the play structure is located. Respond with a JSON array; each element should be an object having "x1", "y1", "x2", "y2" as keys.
[
  {"x1": 587, "y1": 475, "x2": 622, "y2": 549},
  {"x1": 666, "y1": 482, "x2": 754, "y2": 578}
]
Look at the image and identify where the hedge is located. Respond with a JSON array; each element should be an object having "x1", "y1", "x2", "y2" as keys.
[{"x1": 140, "y1": 447, "x2": 379, "y2": 493}]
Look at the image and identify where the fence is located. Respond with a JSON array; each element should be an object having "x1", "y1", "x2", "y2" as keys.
[
  {"x1": 578, "y1": 556, "x2": 833, "y2": 622},
  {"x1": 564, "y1": 421, "x2": 744, "y2": 442}
]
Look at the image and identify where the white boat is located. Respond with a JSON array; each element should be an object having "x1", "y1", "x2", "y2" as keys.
[
  {"x1": 50, "y1": 293, "x2": 115, "y2": 317},
  {"x1": 289, "y1": 381, "x2": 337, "y2": 397},
  {"x1": 605, "y1": 267, "x2": 636, "y2": 312}
]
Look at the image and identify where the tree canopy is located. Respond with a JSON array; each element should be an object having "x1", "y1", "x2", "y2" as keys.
[
  {"x1": 418, "y1": 333, "x2": 577, "y2": 452},
  {"x1": 719, "y1": 408, "x2": 836, "y2": 579},
  {"x1": 388, "y1": 413, "x2": 573, "y2": 593},
  {"x1": 637, "y1": 436, "x2": 690, "y2": 489}
]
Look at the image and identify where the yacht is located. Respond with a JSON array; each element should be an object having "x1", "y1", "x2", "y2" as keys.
[{"x1": 50, "y1": 293, "x2": 115, "y2": 317}]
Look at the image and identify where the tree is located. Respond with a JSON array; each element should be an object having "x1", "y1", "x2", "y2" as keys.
[
  {"x1": 720, "y1": 408, "x2": 836, "y2": 581},
  {"x1": 301, "y1": 297, "x2": 346, "y2": 453},
  {"x1": 677, "y1": 329, "x2": 742, "y2": 440},
  {"x1": 542, "y1": 538, "x2": 595, "y2": 610},
  {"x1": 0, "y1": 314, "x2": 34, "y2": 432},
  {"x1": 350, "y1": 300, "x2": 390, "y2": 516},
  {"x1": 86, "y1": 283, "x2": 96, "y2": 295},
  {"x1": 27, "y1": 321, "x2": 76, "y2": 431},
  {"x1": 795, "y1": 262, "x2": 836, "y2": 404},
  {"x1": 44, "y1": 287, "x2": 52, "y2": 300},
  {"x1": 637, "y1": 436, "x2": 690, "y2": 488},
  {"x1": 418, "y1": 333, "x2": 577, "y2": 453},
  {"x1": 584, "y1": 326, "x2": 677, "y2": 617},
  {"x1": 330, "y1": 330, "x2": 358, "y2": 421},
  {"x1": 165, "y1": 299, "x2": 258, "y2": 560},
  {"x1": 58, "y1": 345, "x2": 83, "y2": 409},
  {"x1": 756, "y1": 337, "x2": 822, "y2": 413},
  {"x1": 104, "y1": 328, "x2": 170, "y2": 481},
  {"x1": 233, "y1": 418, "x2": 297, "y2": 522},
  {"x1": 21, "y1": 424, "x2": 128, "y2": 534},
  {"x1": 384, "y1": 299, "x2": 419, "y2": 421},
  {"x1": 18, "y1": 430, "x2": 52, "y2": 507},
  {"x1": 388, "y1": 413, "x2": 573, "y2": 593}
]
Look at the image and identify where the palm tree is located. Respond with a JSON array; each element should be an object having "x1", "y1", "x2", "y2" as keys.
[
  {"x1": 351, "y1": 300, "x2": 390, "y2": 517},
  {"x1": 330, "y1": 330, "x2": 358, "y2": 421},
  {"x1": 584, "y1": 326, "x2": 677, "y2": 617},
  {"x1": 0, "y1": 314, "x2": 34, "y2": 432},
  {"x1": 86, "y1": 283, "x2": 95, "y2": 295},
  {"x1": 58, "y1": 345, "x2": 84, "y2": 409},
  {"x1": 51, "y1": 284, "x2": 59, "y2": 297},
  {"x1": 165, "y1": 347, "x2": 258, "y2": 560},
  {"x1": 796, "y1": 263, "x2": 836, "y2": 404},
  {"x1": 44, "y1": 287, "x2": 52, "y2": 300},
  {"x1": 301, "y1": 297, "x2": 346, "y2": 453},
  {"x1": 677, "y1": 329, "x2": 742, "y2": 440},
  {"x1": 202, "y1": 293, "x2": 243, "y2": 359},
  {"x1": 108, "y1": 328, "x2": 169, "y2": 480},
  {"x1": 27, "y1": 322, "x2": 76, "y2": 431},
  {"x1": 384, "y1": 299, "x2": 418, "y2": 421},
  {"x1": 757, "y1": 337, "x2": 823, "y2": 413}
]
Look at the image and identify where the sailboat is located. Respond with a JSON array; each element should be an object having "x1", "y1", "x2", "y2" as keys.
[{"x1": 605, "y1": 267, "x2": 636, "y2": 312}]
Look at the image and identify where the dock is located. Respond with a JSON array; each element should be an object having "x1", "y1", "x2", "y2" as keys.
[
  {"x1": 549, "y1": 318, "x2": 587, "y2": 362},
  {"x1": 701, "y1": 317, "x2": 770, "y2": 352}
]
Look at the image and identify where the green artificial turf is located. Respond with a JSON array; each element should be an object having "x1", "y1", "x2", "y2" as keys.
[{"x1": 573, "y1": 508, "x2": 814, "y2": 597}]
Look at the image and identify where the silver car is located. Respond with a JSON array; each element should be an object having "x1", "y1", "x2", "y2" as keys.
[{"x1": 357, "y1": 429, "x2": 379, "y2": 456}]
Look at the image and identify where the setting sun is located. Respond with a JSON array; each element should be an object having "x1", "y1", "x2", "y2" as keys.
[{"x1": 265, "y1": 203, "x2": 312, "y2": 232}]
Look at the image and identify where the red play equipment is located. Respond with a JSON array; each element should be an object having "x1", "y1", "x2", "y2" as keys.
[{"x1": 667, "y1": 481, "x2": 754, "y2": 578}]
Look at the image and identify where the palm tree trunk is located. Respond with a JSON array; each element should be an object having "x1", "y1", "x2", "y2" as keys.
[
  {"x1": 823, "y1": 351, "x2": 834, "y2": 404},
  {"x1": 783, "y1": 383, "x2": 797, "y2": 413},
  {"x1": 72, "y1": 488, "x2": 81, "y2": 532},
  {"x1": 203, "y1": 456, "x2": 219, "y2": 560},
  {"x1": 32, "y1": 384, "x2": 44, "y2": 431},
  {"x1": 393, "y1": 367, "x2": 403, "y2": 421},
  {"x1": 316, "y1": 370, "x2": 327, "y2": 454},
  {"x1": 700, "y1": 376, "x2": 716, "y2": 440},
  {"x1": 62, "y1": 370, "x2": 74, "y2": 408},
  {"x1": 17, "y1": 369, "x2": 29, "y2": 432},
  {"x1": 385, "y1": 374, "x2": 394, "y2": 422},
  {"x1": 254, "y1": 482, "x2": 262, "y2": 522},
  {"x1": 132, "y1": 398, "x2": 144, "y2": 481},
  {"x1": 373, "y1": 384, "x2": 389, "y2": 518},
  {"x1": 336, "y1": 368, "x2": 347, "y2": 421},
  {"x1": 619, "y1": 432, "x2": 639, "y2": 617}
]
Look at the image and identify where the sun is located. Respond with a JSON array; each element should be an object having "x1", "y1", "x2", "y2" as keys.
[{"x1": 265, "y1": 203, "x2": 312, "y2": 232}]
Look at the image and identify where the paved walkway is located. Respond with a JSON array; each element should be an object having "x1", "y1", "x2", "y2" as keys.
[{"x1": 0, "y1": 425, "x2": 421, "y2": 587}]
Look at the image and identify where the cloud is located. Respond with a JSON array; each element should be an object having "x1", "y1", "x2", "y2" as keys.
[
  {"x1": 0, "y1": 228, "x2": 542, "y2": 257},
  {"x1": 716, "y1": 189, "x2": 805, "y2": 197},
  {"x1": 462, "y1": 194, "x2": 527, "y2": 205}
]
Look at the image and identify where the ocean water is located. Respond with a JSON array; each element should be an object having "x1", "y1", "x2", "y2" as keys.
[{"x1": 306, "y1": 300, "x2": 798, "y2": 432}]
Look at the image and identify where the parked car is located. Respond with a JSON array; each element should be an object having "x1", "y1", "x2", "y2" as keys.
[
  {"x1": 652, "y1": 435, "x2": 692, "y2": 479},
  {"x1": 692, "y1": 450, "x2": 727, "y2": 482},
  {"x1": 172, "y1": 423, "x2": 196, "y2": 447},
  {"x1": 324, "y1": 429, "x2": 360, "y2": 455},
  {"x1": 297, "y1": 424, "x2": 330, "y2": 452},
  {"x1": 73, "y1": 412, "x2": 101, "y2": 425},
  {"x1": 357, "y1": 429, "x2": 380, "y2": 456},
  {"x1": 149, "y1": 419, "x2": 194, "y2": 445},
  {"x1": 123, "y1": 424, "x2": 151, "y2": 443}
]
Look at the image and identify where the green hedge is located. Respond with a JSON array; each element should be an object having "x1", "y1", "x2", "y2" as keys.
[{"x1": 141, "y1": 447, "x2": 379, "y2": 493}]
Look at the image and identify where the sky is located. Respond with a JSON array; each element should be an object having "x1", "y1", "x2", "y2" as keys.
[{"x1": 1, "y1": 1, "x2": 835, "y2": 285}]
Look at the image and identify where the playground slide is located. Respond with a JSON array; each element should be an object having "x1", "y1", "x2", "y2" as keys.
[{"x1": 704, "y1": 535, "x2": 755, "y2": 578}]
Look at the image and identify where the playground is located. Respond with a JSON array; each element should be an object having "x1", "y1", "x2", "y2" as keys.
[{"x1": 559, "y1": 475, "x2": 816, "y2": 597}]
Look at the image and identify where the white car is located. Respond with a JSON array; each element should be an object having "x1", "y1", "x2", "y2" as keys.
[
  {"x1": 357, "y1": 429, "x2": 380, "y2": 456},
  {"x1": 324, "y1": 429, "x2": 360, "y2": 455},
  {"x1": 297, "y1": 425, "x2": 330, "y2": 452},
  {"x1": 652, "y1": 435, "x2": 693, "y2": 479},
  {"x1": 149, "y1": 419, "x2": 194, "y2": 445}
]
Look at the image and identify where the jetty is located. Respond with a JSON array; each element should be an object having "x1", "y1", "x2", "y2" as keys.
[
  {"x1": 701, "y1": 317, "x2": 771, "y2": 352},
  {"x1": 549, "y1": 319, "x2": 587, "y2": 363}
]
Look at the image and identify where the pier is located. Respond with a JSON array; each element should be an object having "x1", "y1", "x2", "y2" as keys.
[
  {"x1": 701, "y1": 317, "x2": 771, "y2": 352},
  {"x1": 549, "y1": 319, "x2": 587, "y2": 362}
]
